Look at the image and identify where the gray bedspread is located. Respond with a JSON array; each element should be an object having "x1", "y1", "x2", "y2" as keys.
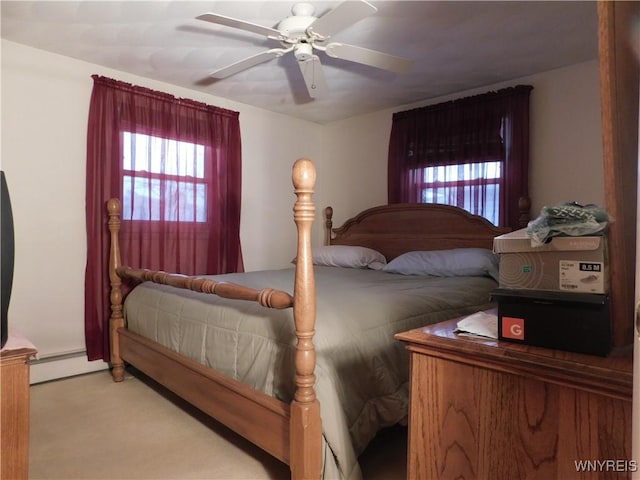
[{"x1": 123, "y1": 266, "x2": 497, "y2": 479}]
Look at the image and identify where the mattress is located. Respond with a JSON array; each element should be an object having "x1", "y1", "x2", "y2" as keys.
[{"x1": 123, "y1": 265, "x2": 497, "y2": 479}]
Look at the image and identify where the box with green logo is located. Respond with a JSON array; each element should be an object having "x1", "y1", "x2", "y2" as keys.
[{"x1": 492, "y1": 228, "x2": 608, "y2": 294}]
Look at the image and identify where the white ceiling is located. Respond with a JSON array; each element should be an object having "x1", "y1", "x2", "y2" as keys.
[{"x1": 1, "y1": 1, "x2": 598, "y2": 124}]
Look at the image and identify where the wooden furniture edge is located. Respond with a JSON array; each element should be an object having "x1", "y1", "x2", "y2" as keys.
[
  {"x1": 322, "y1": 202, "x2": 511, "y2": 256},
  {"x1": 395, "y1": 322, "x2": 633, "y2": 402},
  {"x1": 1, "y1": 344, "x2": 37, "y2": 480},
  {"x1": 0, "y1": 347, "x2": 38, "y2": 360},
  {"x1": 597, "y1": 0, "x2": 640, "y2": 348}
]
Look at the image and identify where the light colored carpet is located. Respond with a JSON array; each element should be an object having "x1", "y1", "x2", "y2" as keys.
[{"x1": 29, "y1": 369, "x2": 407, "y2": 480}]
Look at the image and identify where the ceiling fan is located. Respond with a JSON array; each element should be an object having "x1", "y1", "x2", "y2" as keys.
[{"x1": 196, "y1": 1, "x2": 414, "y2": 98}]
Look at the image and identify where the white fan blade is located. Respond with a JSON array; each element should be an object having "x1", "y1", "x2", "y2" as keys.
[
  {"x1": 209, "y1": 49, "x2": 286, "y2": 78},
  {"x1": 325, "y1": 43, "x2": 414, "y2": 74},
  {"x1": 298, "y1": 55, "x2": 328, "y2": 99},
  {"x1": 307, "y1": 0, "x2": 377, "y2": 39},
  {"x1": 197, "y1": 13, "x2": 282, "y2": 39}
]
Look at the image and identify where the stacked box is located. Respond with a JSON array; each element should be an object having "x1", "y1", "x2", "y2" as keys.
[
  {"x1": 492, "y1": 228, "x2": 608, "y2": 294},
  {"x1": 491, "y1": 229, "x2": 611, "y2": 356},
  {"x1": 491, "y1": 289, "x2": 610, "y2": 356}
]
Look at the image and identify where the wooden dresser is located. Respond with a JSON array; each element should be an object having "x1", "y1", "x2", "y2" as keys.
[
  {"x1": 1, "y1": 330, "x2": 37, "y2": 480},
  {"x1": 395, "y1": 315, "x2": 634, "y2": 480}
]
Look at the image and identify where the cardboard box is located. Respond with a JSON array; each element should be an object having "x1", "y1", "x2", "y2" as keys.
[
  {"x1": 492, "y1": 289, "x2": 611, "y2": 356},
  {"x1": 493, "y1": 228, "x2": 608, "y2": 294}
]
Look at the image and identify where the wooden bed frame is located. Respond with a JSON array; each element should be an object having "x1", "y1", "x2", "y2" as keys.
[
  {"x1": 323, "y1": 203, "x2": 509, "y2": 258},
  {"x1": 107, "y1": 158, "x2": 509, "y2": 479}
]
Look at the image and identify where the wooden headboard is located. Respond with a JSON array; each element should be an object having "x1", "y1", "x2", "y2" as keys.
[{"x1": 324, "y1": 203, "x2": 510, "y2": 260}]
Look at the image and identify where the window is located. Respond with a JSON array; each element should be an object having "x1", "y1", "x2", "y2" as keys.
[
  {"x1": 85, "y1": 75, "x2": 243, "y2": 361},
  {"x1": 413, "y1": 161, "x2": 501, "y2": 225},
  {"x1": 388, "y1": 85, "x2": 532, "y2": 230},
  {"x1": 122, "y1": 132, "x2": 207, "y2": 222}
]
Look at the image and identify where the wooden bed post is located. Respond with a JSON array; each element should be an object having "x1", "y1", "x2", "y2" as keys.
[
  {"x1": 323, "y1": 206, "x2": 333, "y2": 246},
  {"x1": 518, "y1": 195, "x2": 531, "y2": 228},
  {"x1": 290, "y1": 159, "x2": 322, "y2": 480},
  {"x1": 106, "y1": 198, "x2": 125, "y2": 382}
]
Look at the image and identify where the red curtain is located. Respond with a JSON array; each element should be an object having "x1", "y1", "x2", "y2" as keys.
[
  {"x1": 84, "y1": 75, "x2": 243, "y2": 362},
  {"x1": 388, "y1": 85, "x2": 532, "y2": 229}
]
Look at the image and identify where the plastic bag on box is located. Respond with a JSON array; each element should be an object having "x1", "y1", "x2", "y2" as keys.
[{"x1": 526, "y1": 202, "x2": 610, "y2": 246}]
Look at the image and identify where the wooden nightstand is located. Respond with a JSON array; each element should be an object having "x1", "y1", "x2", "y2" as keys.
[
  {"x1": 395, "y1": 314, "x2": 633, "y2": 480},
  {"x1": 1, "y1": 330, "x2": 37, "y2": 480}
]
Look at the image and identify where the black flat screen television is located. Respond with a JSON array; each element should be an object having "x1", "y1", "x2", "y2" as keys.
[{"x1": 1, "y1": 171, "x2": 14, "y2": 348}]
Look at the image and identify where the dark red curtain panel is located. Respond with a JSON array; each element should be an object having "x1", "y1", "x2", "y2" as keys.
[
  {"x1": 84, "y1": 75, "x2": 243, "y2": 362},
  {"x1": 388, "y1": 85, "x2": 532, "y2": 229}
]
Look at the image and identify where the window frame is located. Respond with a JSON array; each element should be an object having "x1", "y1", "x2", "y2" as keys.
[
  {"x1": 120, "y1": 129, "x2": 211, "y2": 225},
  {"x1": 412, "y1": 160, "x2": 503, "y2": 225}
]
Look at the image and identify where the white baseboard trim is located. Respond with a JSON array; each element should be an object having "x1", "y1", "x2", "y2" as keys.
[{"x1": 30, "y1": 350, "x2": 109, "y2": 384}]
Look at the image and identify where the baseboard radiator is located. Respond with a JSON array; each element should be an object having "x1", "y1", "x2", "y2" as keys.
[{"x1": 30, "y1": 349, "x2": 108, "y2": 384}]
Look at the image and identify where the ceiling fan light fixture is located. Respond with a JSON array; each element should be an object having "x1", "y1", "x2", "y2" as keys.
[
  {"x1": 277, "y1": 5, "x2": 317, "y2": 41},
  {"x1": 295, "y1": 43, "x2": 313, "y2": 61},
  {"x1": 291, "y1": 3, "x2": 315, "y2": 17}
]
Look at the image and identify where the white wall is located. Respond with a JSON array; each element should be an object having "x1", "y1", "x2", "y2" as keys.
[
  {"x1": 1, "y1": 38, "x2": 603, "y2": 382},
  {"x1": 527, "y1": 60, "x2": 604, "y2": 215}
]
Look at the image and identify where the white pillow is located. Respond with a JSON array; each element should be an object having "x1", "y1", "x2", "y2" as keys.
[
  {"x1": 296, "y1": 245, "x2": 387, "y2": 270},
  {"x1": 382, "y1": 248, "x2": 499, "y2": 281}
]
